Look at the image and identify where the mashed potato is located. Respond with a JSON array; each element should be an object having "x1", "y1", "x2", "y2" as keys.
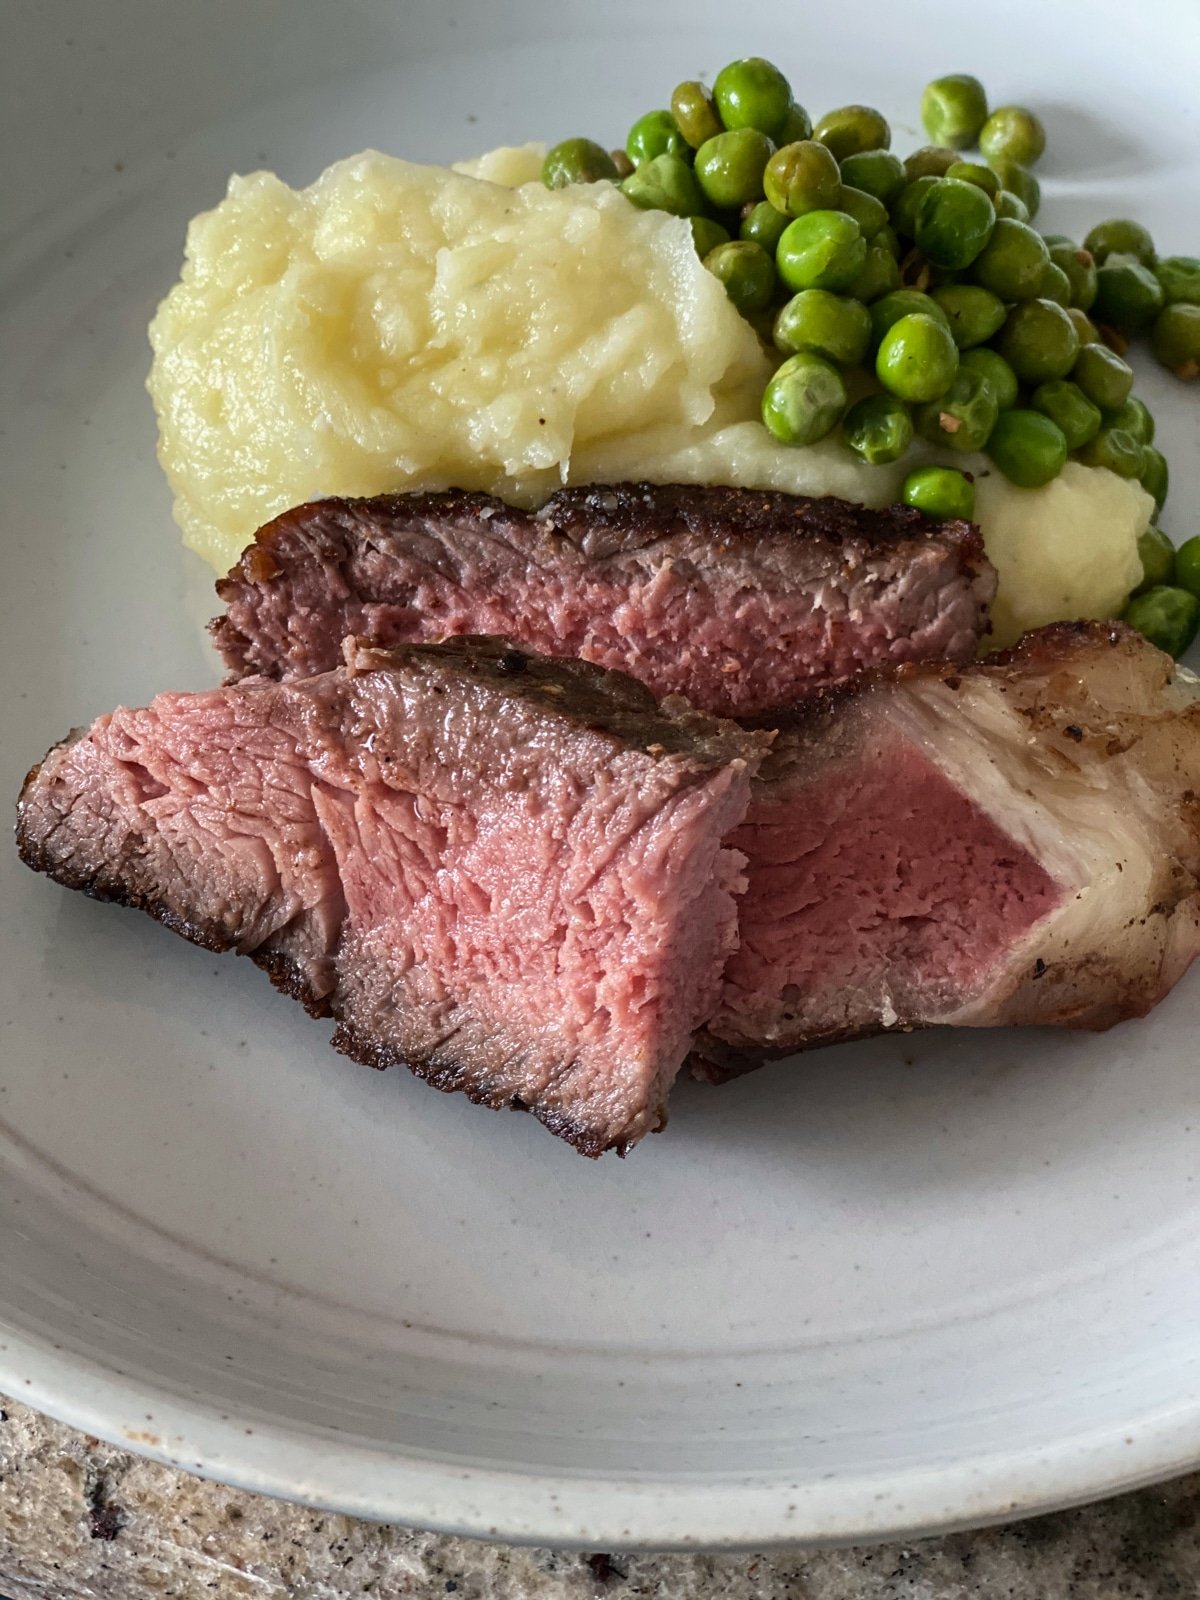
[
  {"x1": 148, "y1": 149, "x2": 1151, "y2": 641},
  {"x1": 149, "y1": 152, "x2": 770, "y2": 573},
  {"x1": 452, "y1": 143, "x2": 547, "y2": 186},
  {"x1": 973, "y1": 463, "x2": 1149, "y2": 644}
]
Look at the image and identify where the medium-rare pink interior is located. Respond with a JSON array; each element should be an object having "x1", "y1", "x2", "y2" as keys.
[
  {"x1": 715, "y1": 737, "x2": 1063, "y2": 1050},
  {"x1": 17, "y1": 638, "x2": 767, "y2": 1154},
  {"x1": 308, "y1": 545, "x2": 977, "y2": 720},
  {"x1": 318, "y1": 745, "x2": 753, "y2": 1145},
  {"x1": 213, "y1": 486, "x2": 995, "y2": 718}
]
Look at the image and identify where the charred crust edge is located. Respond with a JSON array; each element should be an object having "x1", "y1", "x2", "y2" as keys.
[
  {"x1": 690, "y1": 1022, "x2": 900, "y2": 1081},
  {"x1": 220, "y1": 483, "x2": 986, "y2": 575},
  {"x1": 343, "y1": 633, "x2": 769, "y2": 767},
  {"x1": 744, "y1": 619, "x2": 1160, "y2": 736}
]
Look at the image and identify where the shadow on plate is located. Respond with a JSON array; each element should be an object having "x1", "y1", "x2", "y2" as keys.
[
  {"x1": 1039, "y1": 102, "x2": 1156, "y2": 181},
  {"x1": 664, "y1": 1016, "x2": 1157, "y2": 1196}
]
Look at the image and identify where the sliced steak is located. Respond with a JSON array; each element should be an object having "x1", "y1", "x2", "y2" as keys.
[
  {"x1": 212, "y1": 484, "x2": 996, "y2": 718},
  {"x1": 16, "y1": 638, "x2": 769, "y2": 1154},
  {"x1": 696, "y1": 622, "x2": 1200, "y2": 1077}
]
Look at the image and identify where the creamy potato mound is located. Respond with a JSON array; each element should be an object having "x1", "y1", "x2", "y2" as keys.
[
  {"x1": 149, "y1": 149, "x2": 1150, "y2": 641},
  {"x1": 973, "y1": 464, "x2": 1149, "y2": 645},
  {"x1": 452, "y1": 143, "x2": 548, "y2": 186},
  {"x1": 148, "y1": 152, "x2": 770, "y2": 573}
]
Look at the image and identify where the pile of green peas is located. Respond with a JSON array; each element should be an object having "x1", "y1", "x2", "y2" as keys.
[{"x1": 542, "y1": 59, "x2": 1200, "y2": 656}]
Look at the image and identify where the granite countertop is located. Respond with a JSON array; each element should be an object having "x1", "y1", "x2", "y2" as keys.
[{"x1": 1, "y1": 1398, "x2": 1197, "y2": 1599}]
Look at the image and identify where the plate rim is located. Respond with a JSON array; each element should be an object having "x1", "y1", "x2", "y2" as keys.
[{"x1": 5, "y1": 1331, "x2": 1199, "y2": 1548}]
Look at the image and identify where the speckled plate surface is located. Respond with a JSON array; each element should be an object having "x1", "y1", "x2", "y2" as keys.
[{"x1": 2, "y1": 0, "x2": 1200, "y2": 1551}]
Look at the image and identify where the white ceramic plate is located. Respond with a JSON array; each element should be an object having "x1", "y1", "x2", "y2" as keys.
[{"x1": 3, "y1": 0, "x2": 1200, "y2": 1551}]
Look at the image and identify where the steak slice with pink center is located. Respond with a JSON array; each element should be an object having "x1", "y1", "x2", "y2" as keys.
[
  {"x1": 212, "y1": 484, "x2": 996, "y2": 718},
  {"x1": 16, "y1": 637, "x2": 769, "y2": 1154},
  {"x1": 697, "y1": 622, "x2": 1200, "y2": 1076}
]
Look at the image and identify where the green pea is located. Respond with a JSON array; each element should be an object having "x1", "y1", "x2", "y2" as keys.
[
  {"x1": 1133, "y1": 526, "x2": 1176, "y2": 595},
  {"x1": 772, "y1": 289, "x2": 871, "y2": 365},
  {"x1": 1041, "y1": 234, "x2": 1074, "y2": 250},
  {"x1": 945, "y1": 160, "x2": 1000, "y2": 198},
  {"x1": 761, "y1": 351, "x2": 848, "y2": 445},
  {"x1": 621, "y1": 153, "x2": 706, "y2": 216},
  {"x1": 542, "y1": 138, "x2": 620, "y2": 188},
  {"x1": 776, "y1": 210, "x2": 866, "y2": 293},
  {"x1": 704, "y1": 240, "x2": 776, "y2": 314},
  {"x1": 993, "y1": 189, "x2": 1030, "y2": 223},
  {"x1": 1122, "y1": 586, "x2": 1200, "y2": 658},
  {"x1": 691, "y1": 216, "x2": 732, "y2": 257},
  {"x1": 914, "y1": 177, "x2": 996, "y2": 270},
  {"x1": 1047, "y1": 243, "x2": 1098, "y2": 311},
  {"x1": 1151, "y1": 303, "x2": 1200, "y2": 378},
  {"x1": 839, "y1": 149, "x2": 906, "y2": 204},
  {"x1": 1175, "y1": 536, "x2": 1200, "y2": 600},
  {"x1": 713, "y1": 57, "x2": 795, "y2": 141},
  {"x1": 869, "y1": 288, "x2": 951, "y2": 347},
  {"x1": 1070, "y1": 345, "x2": 1133, "y2": 415},
  {"x1": 1083, "y1": 218, "x2": 1156, "y2": 268},
  {"x1": 846, "y1": 232, "x2": 902, "y2": 302},
  {"x1": 1154, "y1": 255, "x2": 1200, "y2": 306},
  {"x1": 836, "y1": 185, "x2": 888, "y2": 239},
  {"x1": 813, "y1": 104, "x2": 891, "y2": 160},
  {"x1": 626, "y1": 110, "x2": 689, "y2": 167},
  {"x1": 739, "y1": 201, "x2": 789, "y2": 253},
  {"x1": 1106, "y1": 397, "x2": 1155, "y2": 445},
  {"x1": 995, "y1": 298, "x2": 1080, "y2": 383},
  {"x1": 610, "y1": 149, "x2": 635, "y2": 181},
  {"x1": 779, "y1": 104, "x2": 815, "y2": 144},
  {"x1": 902, "y1": 465, "x2": 975, "y2": 520},
  {"x1": 1067, "y1": 307, "x2": 1101, "y2": 345},
  {"x1": 763, "y1": 140, "x2": 841, "y2": 217},
  {"x1": 986, "y1": 156, "x2": 1040, "y2": 219},
  {"x1": 1030, "y1": 380, "x2": 1102, "y2": 450},
  {"x1": 979, "y1": 105, "x2": 1046, "y2": 167},
  {"x1": 1139, "y1": 446, "x2": 1169, "y2": 512},
  {"x1": 932, "y1": 283, "x2": 1006, "y2": 348},
  {"x1": 876, "y1": 312, "x2": 960, "y2": 402},
  {"x1": 694, "y1": 129, "x2": 774, "y2": 210},
  {"x1": 1094, "y1": 255, "x2": 1165, "y2": 336},
  {"x1": 915, "y1": 366, "x2": 999, "y2": 452},
  {"x1": 671, "y1": 81, "x2": 723, "y2": 149},
  {"x1": 971, "y1": 218, "x2": 1050, "y2": 301},
  {"x1": 1039, "y1": 262, "x2": 1073, "y2": 307},
  {"x1": 842, "y1": 393, "x2": 914, "y2": 465},
  {"x1": 987, "y1": 409, "x2": 1068, "y2": 487},
  {"x1": 1075, "y1": 426, "x2": 1145, "y2": 479},
  {"x1": 960, "y1": 347, "x2": 1019, "y2": 410},
  {"x1": 903, "y1": 146, "x2": 959, "y2": 181},
  {"x1": 890, "y1": 175, "x2": 939, "y2": 240},
  {"x1": 920, "y1": 75, "x2": 989, "y2": 149}
]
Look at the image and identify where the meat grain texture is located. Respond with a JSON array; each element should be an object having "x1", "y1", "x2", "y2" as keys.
[
  {"x1": 698, "y1": 623, "x2": 1200, "y2": 1076},
  {"x1": 16, "y1": 638, "x2": 768, "y2": 1155},
  {"x1": 212, "y1": 484, "x2": 995, "y2": 718}
]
